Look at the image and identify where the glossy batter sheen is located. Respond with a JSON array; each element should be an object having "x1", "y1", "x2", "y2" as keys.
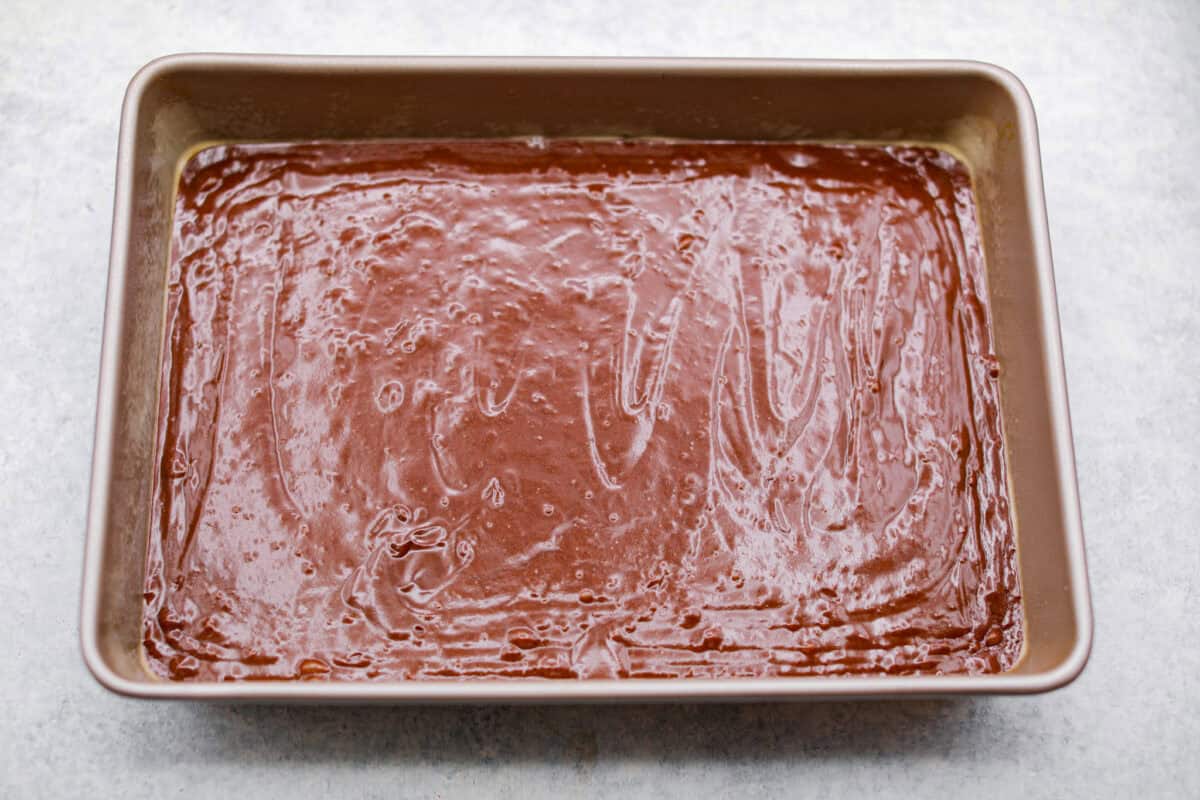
[{"x1": 143, "y1": 139, "x2": 1023, "y2": 681}]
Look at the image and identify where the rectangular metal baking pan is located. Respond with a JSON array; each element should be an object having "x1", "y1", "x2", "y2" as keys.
[{"x1": 82, "y1": 54, "x2": 1091, "y2": 701}]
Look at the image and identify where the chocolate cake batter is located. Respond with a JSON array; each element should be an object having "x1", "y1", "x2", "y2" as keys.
[{"x1": 143, "y1": 140, "x2": 1023, "y2": 681}]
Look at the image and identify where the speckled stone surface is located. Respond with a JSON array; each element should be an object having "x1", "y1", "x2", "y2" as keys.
[{"x1": 1, "y1": 1, "x2": 1197, "y2": 797}]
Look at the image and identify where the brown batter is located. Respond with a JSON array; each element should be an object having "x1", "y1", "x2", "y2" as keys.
[{"x1": 143, "y1": 139, "x2": 1023, "y2": 681}]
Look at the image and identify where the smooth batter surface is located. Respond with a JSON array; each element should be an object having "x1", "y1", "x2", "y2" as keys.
[{"x1": 143, "y1": 140, "x2": 1022, "y2": 681}]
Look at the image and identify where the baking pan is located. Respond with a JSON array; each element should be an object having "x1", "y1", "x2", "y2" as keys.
[{"x1": 82, "y1": 54, "x2": 1091, "y2": 701}]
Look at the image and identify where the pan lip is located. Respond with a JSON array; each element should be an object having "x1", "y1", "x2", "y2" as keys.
[
  {"x1": 83, "y1": 667, "x2": 1088, "y2": 702},
  {"x1": 81, "y1": 54, "x2": 1091, "y2": 701},
  {"x1": 97, "y1": 52, "x2": 1064, "y2": 82}
]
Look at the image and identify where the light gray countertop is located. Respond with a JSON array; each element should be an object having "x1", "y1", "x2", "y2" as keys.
[{"x1": 2, "y1": 1, "x2": 1197, "y2": 797}]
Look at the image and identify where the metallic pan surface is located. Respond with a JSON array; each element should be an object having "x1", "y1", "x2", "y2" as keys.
[{"x1": 82, "y1": 54, "x2": 1091, "y2": 701}]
